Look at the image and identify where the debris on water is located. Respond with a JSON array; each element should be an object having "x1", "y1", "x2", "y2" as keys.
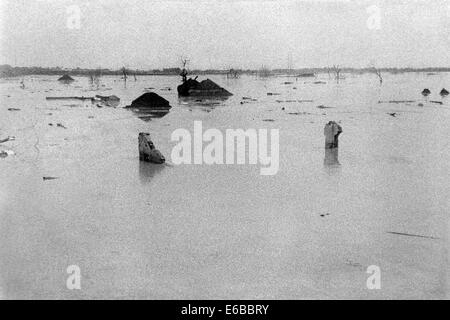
[
  {"x1": 8, "y1": 108, "x2": 20, "y2": 111},
  {"x1": 95, "y1": 95, "x2": 120, "y2": 107},
  {"x1": 421, "y1": 88, "x2": 431, "y2": 96},
  {"x1": 440, "y1": 88, "x2": 449, "y2": 96},
  {"x1": 288, "y1": 112, "x2": 313, "y2": 115},
  {"x1": 46, "y1": 96, "x2": 94, "y2": 101},
  {"x1": 418, "y1": 103, "x2": 424, "y2": 107},
  {"x1": 387, "y1": 112, "x2": 398, "y2": 117},
  {"x1": 298, "y1": 99, "x2": 314, "y2": 103},
  {"x1": 139, "y1": 133, "x2": 165, "y2": 164},
  {"x1": 43, "y1": 176, "x2": 59, "y2": 181},
  {"x1": 281, "y1": 107, "x2": 285, "y2": 111},
  {"x1": 276, "y1": 99, "x2": 297, "y2": 103},
  {"x1": 313, "y1": 81, "x2": 327, "y2": 84},
  {"x1": 430, "y1": 101, "x2": 443, "y2": 105},
  {"x1": 386, "y1": 231, "x2": 439, "y2": 240},
  {"x1": 242, "y1": 97, "x2": 257, "y2": 101},
  {"x1": 262, "y1": 119, "x2": 275, "y2": 122},
  {"x1": 319, "y1": 213, "x2": 330, "y2": 217},
  {"x1": 96, "y1": 104, "x2": 103, "y2": 108},
  {"x1": 161, "y1": 87, "x2": 171, "y2": 91},
  {"x1": 267, "y1": 92, "x2": 281, "y2": 96},
  {"x1": 316, "y1": 105, "x2": 333, "y2": 109},
  {"x1": 283, "y1": 81, "x2": 293, "y2": 85},
  {"x1": 0, "y1": 150, "x2": 15, "y2": 158},
  {"x1": 378, "y1": 100, "x2": 416, "y2": 104},
  {"x1": 56, "y1": 123, "x2": 67, "y2": 129},
  {"x1": 0, "y1": 136, "x2": 15, "y2": 144},
  {"x1": 88, "y1": 116, "x2": 94, "y2": 119}
]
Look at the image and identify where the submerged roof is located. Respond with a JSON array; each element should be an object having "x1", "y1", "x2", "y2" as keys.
[
  {"x1": 58, "y1": 74, "x2": 74, "y2": 81},
  {"x1": 129, "y1": 92, "x2": 172, "y2": 109}
]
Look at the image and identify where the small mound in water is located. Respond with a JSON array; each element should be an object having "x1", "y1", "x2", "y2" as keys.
[
  {"x1": 125, "y1": 92, "x2": 172, "y2": 121},
  {"x1": 440, "y1": 88, "x2": 449, "y2": 97},
  {"x1": 421, "y1": 88, "x2": 431, "y2": 96},
  {"x1": 58, "y1": 74, "x2": 74, "y2": 82},
  {"x1": 126, "y1": 92, "x2": 172, "y2": 110},
  {"x1": 177, "y1": 78, "x2": 232, "y2": 97}
]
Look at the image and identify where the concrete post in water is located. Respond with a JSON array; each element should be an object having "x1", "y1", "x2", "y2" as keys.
[
  {"x1": 324, "y1": 121, "x2": 342, "y2": 166},
  {"x1": 138, "y1": 133, "x2": 165, "y2": 164},
  {"x1": 324, "y1": 121, "x2": 342, "y2": 149}
]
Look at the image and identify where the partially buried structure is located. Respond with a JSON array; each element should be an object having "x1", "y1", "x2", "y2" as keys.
[
  {"x1": 58, "y1": 74, "x2": 75, "y2": 82},
  {"x1": 124, "y1": 92, "x2": 172, "y2": 121},
  {"x1": 177, "y1": 68, "x2": 232, "y2": 97}
]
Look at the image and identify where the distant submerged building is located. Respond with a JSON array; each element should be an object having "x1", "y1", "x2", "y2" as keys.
[{"x1": 58, "y1": 74, "x2": 74, "y2": 82}]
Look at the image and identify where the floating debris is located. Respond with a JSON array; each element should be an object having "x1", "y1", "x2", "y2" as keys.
[
  {"x1": 288, "y1": 112, "x2": 313, "y2": 115},
  {"x1": 276, "y1": 99, "x2": 297, "y2": 103},
  {"x1": 46, "y1": 96, "x2": 94, "y2": 101},
  {"x1": 387, "y1": 113, "x2": 398, "y2": 117},
  {"x1": 378, "y1": 100, "x2": 416, "y2": 104},
  {"x1": 267, "y1": 92, "x2": 281, "y2": 96},
  {"x1": 262, "y1": 119, "x2": 275, "y2": 122},
  {"x1": 95, "y1": 95, "x2": 120, "y2": 107},
  {"x1": 430, "y1": 101, "x2": 443, "y2": 105},
  {"x1": 7, "y1": 108, "x2": 20, "y2": 111},
  {"x1": 56, "y1": 123, "x2": 67, "y2": 129},
  {"x1": 316, "y1": 105, "x2": 333, "y2": 109},
  {"x1": 386, "y1": 231, "x2": 439, "y2": 240},
  {"x1": 0, "y1": 136, "x2": 14, "y2": 143},
  {"x1": 313, "y1": 81, "x2": 326, "y2": 84},
  {"x1": 0, "y1": 150, "x2": 15, "y2": 158},
  {"x1": 43, "y1": 176, "x2": 59, "y2": 181}
]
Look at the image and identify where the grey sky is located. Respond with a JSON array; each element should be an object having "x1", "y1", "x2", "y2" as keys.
[{"x1": 0, "y1": 0, "x2": 448, "y2": 69}]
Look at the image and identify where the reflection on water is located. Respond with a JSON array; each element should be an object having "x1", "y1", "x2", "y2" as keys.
[
  {"x1": 133, "y1": 109, "x2": 170, "y2": 121},
  {"x1": 324, "y1": 148, "x2": 340, "y2": 166},
  {"x1": 138, "y1": 161, "x2": 165, "y2": 183},
  {"x1": 178, "y1": 96, "x2": 230, "y2": 112}
]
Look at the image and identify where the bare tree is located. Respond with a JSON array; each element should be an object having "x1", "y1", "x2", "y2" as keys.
[
  {"x1": 371, "y1": 66, "x2": 383, "y2": 85},
  {"x1": 258, "y1": 65, "x2": 271, "y2": 78},
  {"x1": 326, "y1": 66, "x2": 332, "y2": 79},
  {"x1": 180, "y1": 56, "x2": 189, "y2": 82},
  {"x1": 227, "y1": 67, "x2": 240, "y2": 79},
  {"x1": 332, "y1": 65, "x2": 341, "y2": 83},
  {"x1": 121, "y1": 67, "x2": 127, "y2": 82}
]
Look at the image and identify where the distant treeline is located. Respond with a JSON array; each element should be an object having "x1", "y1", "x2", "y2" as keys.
[{"x1": 1, "y1": 64, "x2": 449, "y2": 78}]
